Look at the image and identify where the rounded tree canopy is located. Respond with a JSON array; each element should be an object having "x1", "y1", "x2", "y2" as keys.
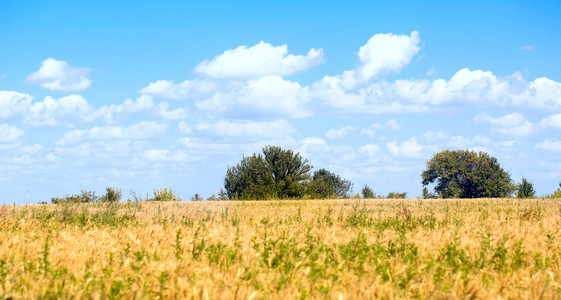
[{"x1": 421, "y1": 150, "x2": 514, "y2": 198}]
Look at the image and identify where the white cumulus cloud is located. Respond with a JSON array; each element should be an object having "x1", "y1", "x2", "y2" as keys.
[
  {"x1": 27, "y1": 58, "x2": 92, "y2": 91},
  {"x1": 387, "y1": 137, "x2": 426, "y2": 158},
  {"x1": 0, "y1": 91, "x2": 33, "y2": 118},
  {"x1": 325, "y1": 126, "x2": 356, "y2": 139},
  {"x1": 194, "y1": 41, "x2": 324, "y2": 79},
  {"x1": 143, "y1": 149, "x2": 188, "y2": 162},
  {"x1": 196, "y1": 76, "x2": 312, "y2": 118},
  {"x1": 56, "y1": 121, "x2": 167, "y2": 145},
  {"x1": 323, "y1": 31, "x2": 421, "y2": 90},
  {"x1": 86, "y1": 95, "x2": 155, "y2": 123},
  {"x1": 474, "y1": 113, "x2": 534, "y2": 136},
  {"x1": 537, "y1": 114, "x2": 561, "y2": 130},
  {"x1": 25, "y1": 95, "x2": 94, "y2": 126},
  {"x1": 196, "y1": 119, "x2": 296, "y2": 139},
  {"x1": 139, "y1": 78, "x2": 218, "y2": 100},
  {"x1": 354, "y1": 31, "x2": 421, "y2": 82},
  {"x1": 178, "y1": 121, "x2": 192, "y2": 134},
  {"x1": 0, "y1": 124, "x2": 24, "y2": 142},
  {"x1": 157, "y1": 102, "x2": 189, "y2": 120},
  {"x1": 536, "y1": 139, "x2": 561, "y2": 152}
]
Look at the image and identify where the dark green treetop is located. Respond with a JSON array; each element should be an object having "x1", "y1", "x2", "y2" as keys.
[
  {"x1": 308, "y1": 168, "x2": 353, "y2": 199},
  {"x1": 421, "y1": 150, "x2": 514, "y2": 198},
  {"x1": 516, "y1": 177, "x2": 535, "y2": 198},
  {"x1": 224, "y1": 146, "x2": 312, "y2": 200}
]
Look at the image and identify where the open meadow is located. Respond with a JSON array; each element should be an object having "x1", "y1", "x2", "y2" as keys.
[{"x1": 1, "y1": 199, "x2": 561, "y2": 299}]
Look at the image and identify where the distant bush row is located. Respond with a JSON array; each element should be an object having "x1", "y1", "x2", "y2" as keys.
[
  {"x1": 50, "y1": 187, "x2": 182, "y2": 204},
  {"x1": 50, "y1": 147, "x2": 561, "y2": 203}
]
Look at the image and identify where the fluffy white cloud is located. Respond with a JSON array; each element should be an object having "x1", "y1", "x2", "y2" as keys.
[
  {"x1": 313, "y1": 67, "x2": 561, "y2": 115},
  {"x1": 311, "y1": 76, "x2": 429, "y2": 114},
  {"x1": 474, "y1": 113, "x2": 534, "y2": 136},
  {"x1": 196, "y1": 76, "x2": 311, "y2": 118},
  {"x1": 308, "y1": 31, "x2": 422, "y2": 112},
  {"x1": 56, "y1": 121, "x2": 167, "y2": 145},
  {"x1": 178, "y1": 121, "x2": 192, "y2": 134},
  {"x1": 317, "y1": 31, "x2": 420, "y2": 92},
  {"x1": 139, "y1": 78, "x2": 218, "y2": 100},
  {"x1": 87, "y1": 121, "x2": 167, "y2": 140},
  {"x1": 358, "y1": 144, "x2": 381, "y2": 157},
  {"x1": 474, "y1": 113, "x2": 525, "y2": 127},
  {"x1": 0, "y1": 124, "x2": 24, "y2": 142},
  {"x1": 325, "y1": 126, "x2": 356, "y2": 139},
  {"x1": 55, "y1": 129, "x2": 87, "y2": 146},
  {"x1": 196, "y1": 119, "x2": 296, "y2": 139},
  {"x1": 536, "y1": 139, "x2": 561, "y2": 152},
  {"x1": 142, "y1": 149, "x2": 188, "y2": 162},
  {"x1": 194, "y1": 41, "x2": 324, "y2": 79},
  {"x1": 25, "y1": 95, "x2": 94, "y2": 126},
  {"x1": 86, "y1": 95, "x2": 154, "y2": 123},
  {"x1": 353, "y1": 31, "x2": 421, "y2": 83},
  {"x1": 386, "y1": 137, "x2": 426, "y2": 158},
  {"x1": 27, "y1": 58, "x2": 91, "y2": 91},
  {"x1": 537, "y1": 113, "x2": 561, "y2": 130},
  {"x1": 391, "y1": 68, "x2": 511, "y2": 106},
  {"x1": 398, "y1": 71, "x2": 561, "y2": 109},
  {"x1": 360, "y1": 119, "x2": 400, "y2": 137},
  {"x1": 0, "y1": 91, "x2": 32, "y2": 118},
  {"x1": 295, "y1": 137, "x2": 328, "y2": 158},
  {"x1": 157, "y1": 102, "x2": 189, "y2": 120},
  {"x1": 446, "y1": 135, "x2": 491, "y2": 149}
]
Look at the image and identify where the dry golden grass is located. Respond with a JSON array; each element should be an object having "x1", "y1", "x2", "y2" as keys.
[{"x1": 1, "y1": 198, "x2": 560, "y2": 299}]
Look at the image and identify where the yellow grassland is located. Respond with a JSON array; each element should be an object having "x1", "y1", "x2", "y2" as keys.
[{"x1": 0, "y1": 198, "x2": 560, "y2": 299}]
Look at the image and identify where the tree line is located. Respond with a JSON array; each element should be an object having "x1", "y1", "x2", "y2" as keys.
[
  {"x1": 224, "y1": 146, "x2": 548, "y2": 200},
  {"x1": 50, "y1": 145, "x2": 559, "y2": 203}
]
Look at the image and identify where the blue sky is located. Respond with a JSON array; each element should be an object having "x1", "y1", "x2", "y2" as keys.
[{"x1": 1, "y1": 1, "x2": 560, "y2": 203}]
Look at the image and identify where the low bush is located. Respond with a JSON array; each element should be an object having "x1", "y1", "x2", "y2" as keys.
[
  {"x1": 51, "y1": 190, "x2": 98, "y2": 204},
  {"x1": 101, "y1": 187, "x2": 122, "y2": 203},
  {"x1": 152, "y1": 188, "x2": 180, "y2": 201},
  {"x1": 386, "y1": 191, "x2": 407, "y2": 199}
]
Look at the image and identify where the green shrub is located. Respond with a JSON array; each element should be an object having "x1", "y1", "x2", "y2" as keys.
[
  {"x1": 152, "y1": 188, "x2": 180, "y2": 201},
  {"x1": 386, "y1": 191, "x2": 407, "y2": 199},
  {"x1": 361, "y1": 185, "x2": 375, "y2": 199},
  {"x1": 307, "y1": 169, "x2": 353, "y2": 199},
  {"x1": 543, "y1": 182, "x2": 561, "y2": 199},
  {"x1": 516, "y1": 178, "x2": 535, "y2": 199},
  {"x1": 422, "y1": 187, "x2": 434, "y2": 199},
  {"x1": 101, "y1": 187, "x2": 122, "y2": 202},
  {"x1": 51, "y1": 190, "x2": 98, "y2": 204}
]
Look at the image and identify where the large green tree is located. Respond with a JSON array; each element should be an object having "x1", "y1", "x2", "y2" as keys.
[
  {"x1": 516, "y1": 177, "x2": 535, "y2": 198},
  {"x1": 308, "y1": 169, "x2": 353, "y2": 198},
  {"x1": 224, "y1": 146, "x2": 312, "y2": 200},
  {"x1": 421, "y1": 150, "x2": 514, "y2": 198}
]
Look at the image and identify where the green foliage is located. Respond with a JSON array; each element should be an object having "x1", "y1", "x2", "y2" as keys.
[
  {"x1": 51, "y1": 190, "x2": 98, "y2": 204},
  {"x1": 386, "y1": 191, "x2": 407, "y2": 199},
  {"x1": 191, "y1": 193, "x2": 203, "y2": 201},
  {"x1": 224, "y1": 146, "x2": 312, "y2": 200},
  {"x1": 206, "y1": 194, "x2": 219, "y2": 201},
  {"x1": 361, "y1": 184, "x2": 375, "y2": 199},
  {"x1": 516, "y1": 177, "x2": 535, "y2": 199},
  {"x1": 308, "y1": 169, "x2": 353, "y2": 199},
  {"x1": 422, "y1": 187, "x2": 434, "y2": 199},
  {"x1": 152, "y1": 188, "x2": 180, "y2": 201},
  {"x1": 543, "y1": 182, "x2": 561, "y2": 199},
  {"x1": 218, "y1": 188, "x2": 228, "y2": 201},
  {"x1": 421, "y1": 150, "x2": 514, "y2": 198},
  {"x1": 101, "y1": 187, "x2": 122, "y2": 203}
]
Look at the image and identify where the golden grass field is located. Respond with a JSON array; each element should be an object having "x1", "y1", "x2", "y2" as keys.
[{"x1": 1, "y1": 198, "x2": 560, "y2": 299}]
